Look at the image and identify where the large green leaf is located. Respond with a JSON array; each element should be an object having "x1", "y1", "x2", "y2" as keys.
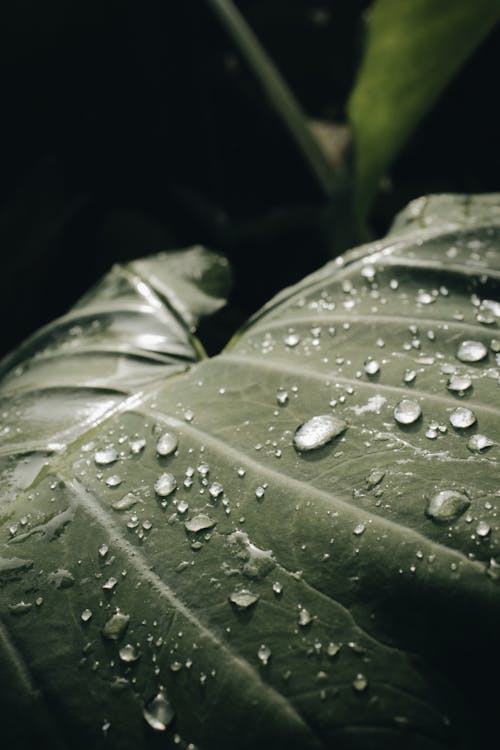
[
  {"x1": 0, "y1": 196, "x2": 499, "y2": 749},
  {"x1": 348, "y1": 0, "x2": 500, "y2": 218}
]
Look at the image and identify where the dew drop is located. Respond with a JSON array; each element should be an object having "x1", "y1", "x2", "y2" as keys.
[
  {"x1": 425, "y1": 490, "x2": 470, "y2": 522},
  {"x1": 112, "y1": 493, "x2": 137, "y2": 511},
  {"x1": 154, "y1": 473, "x2": 177, "y2": 497},
  {"x1": 365, "y1": 468, "x2": 385, "y2": 489},
  {"x1": 276, "y1": 389, "x2": 289, "y2": 406},
  {"x1": 102, "y1": 611, "x2": 130, "y2": 641},
  {"x1": 81, "y1": 608, "x2": 93, "y2": 623},
  {"x1": 364, "y1": 359, "x2": 380, "y2": 376},
  {"x1": 143, "y1": 691, "x2": 175, "y2": 731},
  {"x1": 94, "y1": 446, "x2": 118, "y2": 466},
  {"x1": 352, "y1": 673, "x2": 368, "y2": 692},
  {"x1": 456, "y1": 340, "x2": 488, "y2": 363},
  {"x1": 353, "y1": 523, "x2": 366, "y2": 536},
  {"x1": 257, "y1": 644, "x2": 271, "y2": 665},
  {"x1": 284, "y1": 333, "x2": 300, "y2": 347},
  {"x1": 102, "y1": 577, "x2": 118, "y2": 591},
  {"x1": 184, "y1": 514, "x2": 217, "y2": 533},
  {"x1": 105, "y1": 475, "x2": 122, "y2": 488},
  {"x1": 272, "y1": 581, "x2": 283, "y2": 596},
  {"x1": 119, "y1": 643, "x2": 140, "y2": 663},
  {"x1": 403, "y1": 369, "x2": 417, "y2": 384},
  {"x1": 156, "y1": 432, "x2": 178, "y2": 457},
  {"x1": 476, "y1": 520, "x2": 491, "y2": 538},
  {"x1": 129, "y1": 438, "x2": 146, "y2": 454},
  {"x1": 467, "y1": 434, "x2": 495, "y2": 452},
  {"x1": 447, "y1": 373, "x2": 472, "y2": 395},
  {"x1": 449, "y1": 407, "x2": 476, "y2": 429},
  {"x1": 298, "y1": 607, "x2": 313, "y2": 627},
  {"x1": 293, "y1": 415, "x2": 348, "y2": 452},
  {"x1": 326, "y1": 642, "x2": 341, "y2": 657},
  {"x1": 228, "y1": 589, "x2": 259, "y2": 610},
  {"x1": 393, "y1": 399, "x2": 422, "y2": 425}
]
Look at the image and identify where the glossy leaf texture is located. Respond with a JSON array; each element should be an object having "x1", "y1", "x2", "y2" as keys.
[
  {"x1": 348, "y1": 0, "x2": 500, "y2": 218},
  {"x1": 0, "y1": 196, "x2": 499, "y2": 749}
]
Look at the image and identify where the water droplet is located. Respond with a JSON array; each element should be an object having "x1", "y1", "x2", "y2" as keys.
[
  {"x1": 94, "y1": 446, "x2": 118, "y2": 466},
  {"x1": 352, "y1": 673, "x2": 368, "y2": 692},
  {"x1": 257, "y1": 644, "x2": 271, "y2": 665},
  {"x1": 353, "y1": 523, "x2": 366, "y2": 536},
  {"x1": 284, "y1": 332, "x2": 300, "y2": 347},
  {"x1": 81, "y1": 608, "x2": 93, "y2": 623},
  {"x1": 184, "y1": 514, "x2": 217, "y2": 533},
  {"x1": 9, "y1": 601, "x2": 33, "y2": 615},
  {"x1": 447, "y1": 373, "x2": 472, "y2": 395},
  {"x1": 298, "y1": 607, "x2": 313, "y2": 627},
  {"x1": 365, "y1": 468, "x2": 385, "y2": 489},
  {"x1": 467, "y1": 434, "x2": 495, "y2": 452},
  {"x1": 364, "y1": 359, "x2": 380, "y2": 376},
  {"x1": 476, "y1": 520, "x2": 491, "y2": 538},
  {"x1": 177, "y1": 499, "x2": 189, "y2": 514},
  {"x1": 456, "y1": 340, "x2": 488, "y2": 363},
  {"x1": 393, "y1": 399, "x2": 421, "y2": 425},
  {"x1": 106, "y1": 475, "x2": 122, "y2": 487},
  {"x1": 102, "y1": 577, "x2": 118, "y2": 591},
  {"x1": 416, "y1": 290, "x2": 435, "y2": 305},
  {"x1": 293, "y1": 415, "x2": 348, "y2": 452},
  {"x1": 156, "y1": 432, "x2": 178, "y2": 457},
  {"x1": 255, "y1": 486, "x2": 266, "y2": 500},
  {"x1": 143, "y1": 691, "x2": 175, "y2": 731},
  {"x1": 276, "y1": 389, "x2": 289, "y2": 406},
  {"x1": 112, "y1": 493, "x2": 138, "y2": 511},
  {"x1": 403, "y1": 369, "x2": 417, "y2": 384},
  {"x1": 425, "y1": 490, "x2": 470, "y2": 522},
  {"x1": 326, "y1": 642, "x2": 341, "y2": 657},
  {"x1": 229, "y1": 589, "x2": 259, "y2": 610},
  {"x1": 129, "y1": 438, "x2": 146, "y2": 454},
  {"x1": 48, "y1": 568, "x2": 75, "y2": 589},
  {"x1": 208, "y1": 482, "x2": 223, "y2": 500},
  {"x1": 183, "y1": 409, "x2": 194, "y2": 423},
  {"x1": 449, "y1": 407, "x2": 476, "y2": 429},
  {"x1": 154, "y1": 473, "x2": 177, "y2": 497},
  {"x1": 272, "y1": 581, "x2": 283, "y2": 596},
  {"x1": 119, "y1": 643, "x2": 140, "y2": 663},
  {"x1": 102, "y1": 611, "x2": 130, "y2": 641},
  {"x1": 98, "y1": 544, "x2": 109, "y2": 558}
]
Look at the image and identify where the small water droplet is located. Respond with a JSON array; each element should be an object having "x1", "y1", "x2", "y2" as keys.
[
  {"x1": 143, "y1": 691, "x2": 175, "y2": 731},
  {"x1": 156, "y1": 432, "x2": 178, "y2": 457},
  {"x1": 154, "y1": 473, "x2": 177, "y2": 497},
  {"x1": 229, "y1": 589, "x2": 259, "y2": 610},
  {"x1": 293, "y1": 415, "x2": 348, "y2": 452},
  {"x1": 81, "y1": 608, "x2": 93, "y2": 623},
  {"x1": 105, "y1": 475, "x2": 122, "y2": 487},
  {"x1": 449, "y1": 407, "x2": 476, "y2": 429},
  {"x1": 272, "y1": 581, "x2": 283, "y2": 596},
  {"x1": 276, "y1": 389, "x2": 289, "y2": 406},
  {"x1": 425, "y1": 490, "x2": 470, "y2": 522},
  {"x1": 365, "y1": 468, "x2": 385, "y2": 489},
  {"x1": 102, "y1": 577, "x2": 118, "y2": 591},
  {"x1": 326, "y1": 642, "x2": 341, "y2": 657},
  {"x1": 456, "y1": 340, "x2": 488, "y2": 363},
  {"x1": 403, "y1": 369, "x2": 417, "y2": 384},
  {"x1": 129, "y1": 438, "x2": 146, "y2": 454},
  {"x1": 257, "y1": 644, "x2": 271, "y2": 665},
  {"x1": 364, "y1": 359, "x2": 380, "y2": 376},
  {"x1": 467, "y1": 434, "x2": 495, "y2": 452},
  {"x1": 284, "y1": 333, "x2": 300, "y2": 347},
  {"x1": 255, "y1": 486, "x2": 266, "y2": 500},
  {"x1": 184, "y1": 514, "x2": 216, "y2": 533},
  {"x1": 48, "y1": 568, "x2": 75, "y2": 589},
  {"x1": 94, "y1": 446, "x2": 118, "y2": 466},
  {"x1": 298, "y1": 607, "x2": 313, "y2": 627},
  {"x1": 119, "y1": 643, "x2": 140, "y2": 663},
  {"x1": 352, "y1": 673, "x2": 368, "y2": 692},
  {"x1": 112, "y1": 493, "x2": 137, "y2": 511},
  {"x1": 476, "y1": 520, "x2": 491, "y2": 538},
  {"x1": 98, "y1": 544, "x2": 109, "y2": 558},
  {"x1": 393, "y1": 399, "x2": 422, "y2": 425},
  {"x1": 353, "y1": 523, "x2": 366, "y2": 536}
]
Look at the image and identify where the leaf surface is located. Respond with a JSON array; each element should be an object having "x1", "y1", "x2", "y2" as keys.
[
  {"x1": 0, "y1": 197, "x2": 499, "y2": 749},
  {"x1": 348, "y1": 0, "x2": 500, "y2": 217}
]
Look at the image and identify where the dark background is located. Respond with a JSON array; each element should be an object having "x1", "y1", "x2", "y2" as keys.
[{"x1": 2, "y1": 0, "x2": 500, "y2": 356}]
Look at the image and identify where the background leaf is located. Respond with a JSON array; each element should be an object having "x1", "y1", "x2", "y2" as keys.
[
  {"x1": 0, "y1": 195, "x2": 499, "y2": 748},
  {"x1": 348, "y1": 0, "x2": 500, "y2": 219}
]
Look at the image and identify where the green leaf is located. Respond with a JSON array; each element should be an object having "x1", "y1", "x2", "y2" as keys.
[
  {"x1": 348, "y1": 1, "x2": 500, "y2": 218},
  {"x1": 1, "y1": 195, "x2": 499, "y2": 748}
]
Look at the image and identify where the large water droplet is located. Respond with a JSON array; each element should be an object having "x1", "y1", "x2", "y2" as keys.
[
  {"x1": 143, "y1": 691, "x2": 174, "y2": 731},
  {"x1": 449, "y1": 407, "x2": 476, "y2": 429},
  {"x1": 467, "y1": 434, "x2": 495, "y2": 452},
  {"x1": 184, "y1": 514, "x2": 217, "y2": 533},
  {"x1": 447, "y1": 373, "x2": 472, "y2": 395},
  {"x1": 298, "y1": 607, "x2": 313, "y2": 627},
  {"x1": 393, "y1": 399, "x2": 421, "y2": 425},
  {"x1": 156, "y1": 432, "x2": 178, "y2": 457},
  {"x1": 102, "y1": 611, "x2": 130, "y2": 641},
  {"x1": 456, "y1": 340, "x2": 488, "y2": 363},
  {"x1": 94, "y1": 446, "x2": 118, "y2": 466},
  {"x1": 293, "y1": 415, "x2": 348, "y2": 452},
  {"x1": 257, "y1": 644, "x2": 271, "y2": 665},
  {"x1": 364, "y1": 359, "x2": 380, "y2": 376},
  {"x1": 119, "y1": 643, "x2": 141, "y2": 663},
  {"x1": 476, "y1": 520, "x2": 491, "y2": 538},
  {"x1": 425, "y1": 490, "x2": 470, "y2": 522},
  {"x1": 229, "y1": 589, "x2": 259, "y2": 610},
  {"x1": 352, "y1": 673, "x2": 368, "y2": 692},
  {"x1": 284, "y1": 333, "x2": 300, "y2": 347},
  {"x1": 154, "y1": 473, "x2": 177, "y2": 497}
]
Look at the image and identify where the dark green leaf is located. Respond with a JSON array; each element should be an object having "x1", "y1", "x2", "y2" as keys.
[
  {"x1": 0, "y1": 196, "x2": 499, "y2": 748},
  {"x1": 348, "y1": 0, "x2": 500, "y2": 217}
]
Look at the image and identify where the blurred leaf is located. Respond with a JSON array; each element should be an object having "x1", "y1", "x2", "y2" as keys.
[{"x1": 348, "y1": 0, "x2": 500, "y2": 218}]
